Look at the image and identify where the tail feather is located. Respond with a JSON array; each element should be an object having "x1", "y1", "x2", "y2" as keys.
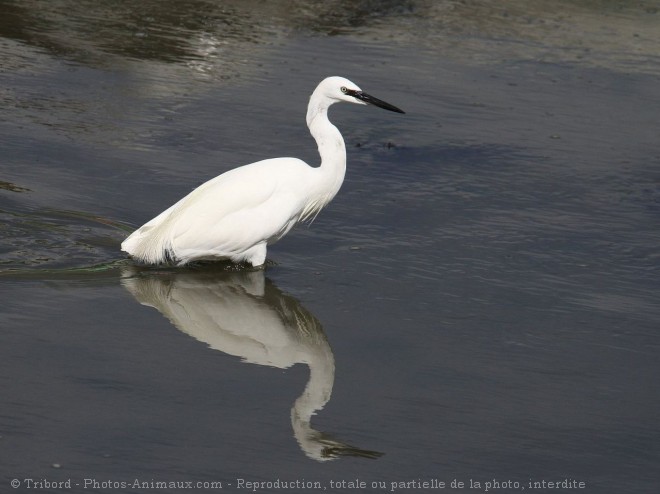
[{"x1": 121, "y1": 224, "x2": 171, "y2": 264}]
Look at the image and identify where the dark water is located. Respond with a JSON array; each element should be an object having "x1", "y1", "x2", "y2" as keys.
[{"x1": 1, "y1": 1, "x2": 659, "y2": 493}]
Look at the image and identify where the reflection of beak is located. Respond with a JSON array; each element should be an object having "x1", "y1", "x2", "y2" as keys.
[
  {"x1": 349, "y1": 89, "x2": 405, "y2": 113},
  {"x1": 321, "y1": 440, "x2": 384, "y2": 460}
]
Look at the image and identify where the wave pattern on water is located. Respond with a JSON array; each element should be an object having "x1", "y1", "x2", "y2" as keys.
[{"x1": 0, "y1": 207, "x2": 130, "y2": 273}]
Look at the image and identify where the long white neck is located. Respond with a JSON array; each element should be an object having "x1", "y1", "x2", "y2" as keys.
[{"x1": 305, "y1": 93, "x2": 347, "y2": 205}]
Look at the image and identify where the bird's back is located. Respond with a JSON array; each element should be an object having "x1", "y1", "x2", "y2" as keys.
[{"x1": 121, "y1": 157, "x2": 318, "y2": 265}]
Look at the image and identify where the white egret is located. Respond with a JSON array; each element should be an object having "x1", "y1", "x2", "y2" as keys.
[{"x1": 121, "y1": 76, "x2": 404, "y2": 267}]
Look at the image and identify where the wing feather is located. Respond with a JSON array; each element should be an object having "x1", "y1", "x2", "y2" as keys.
[{"x1": 122, "y1": 157, "x2": 316, "y2": 264}]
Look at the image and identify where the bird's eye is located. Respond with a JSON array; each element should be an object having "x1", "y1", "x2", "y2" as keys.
[{"x1": 340, "y1": 86, "x2": 348, "y2": 94}]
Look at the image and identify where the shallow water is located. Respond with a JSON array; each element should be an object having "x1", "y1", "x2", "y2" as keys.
[{"x1": 1, "y1": 1, "x2": 659, "y2": 493}]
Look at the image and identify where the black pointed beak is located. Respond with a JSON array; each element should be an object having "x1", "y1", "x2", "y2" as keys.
[{"x1": 350, "y1": 90, "x2": 405, "y2": 114}]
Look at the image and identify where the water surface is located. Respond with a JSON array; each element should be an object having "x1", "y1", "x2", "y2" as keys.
[{"x1": 1, "y1": 1, "x2": 659, "y2": 493}]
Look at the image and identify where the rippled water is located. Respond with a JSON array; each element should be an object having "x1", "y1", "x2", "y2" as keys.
[{"x1": 1, "y1": 1, "x2": 659, "y2": 493}]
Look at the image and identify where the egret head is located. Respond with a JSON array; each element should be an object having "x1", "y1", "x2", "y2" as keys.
[{"x1": 319, "y1": 76, "x2": 405, "y2": 114}]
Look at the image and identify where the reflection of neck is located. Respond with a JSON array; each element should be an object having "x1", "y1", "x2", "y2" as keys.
[{"x1": 290, "y1": 342, "x2": 336, "y2": 459}]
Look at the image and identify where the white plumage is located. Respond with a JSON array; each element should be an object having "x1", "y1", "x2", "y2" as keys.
[{"x1": 121, "y1": 76, "x2": 403, "y2": 267}]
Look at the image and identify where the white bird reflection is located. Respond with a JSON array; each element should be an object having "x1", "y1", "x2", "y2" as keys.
[{"x1": 120, "y1": 266, "x2": 382, "y2": 461}]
